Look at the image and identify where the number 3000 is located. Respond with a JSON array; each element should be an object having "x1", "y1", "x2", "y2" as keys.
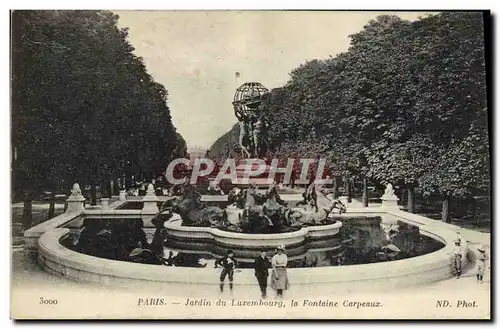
[{"x1": 39, "y1": 297, "x2": 58, "y2": 305}]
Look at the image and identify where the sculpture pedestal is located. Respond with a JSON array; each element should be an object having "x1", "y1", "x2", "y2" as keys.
[
  {"x1": 381, "y1": 197, "x2": 399, "y2": 209},
  {"x1": 142, "y1": 184, "x2": 159, "y2": 214},
  {"x1": 100, "y1": 198, "x2": 110, "y2": 210},
  {"x1": 66, "y1": 196, "x2": 85, "y2": 213},
  {"x1": 118, "y1": 190, "x2": 127, "y2": 201},
  {"x1": 142, "y1": 198, "x2": 159, "y2": 213}
]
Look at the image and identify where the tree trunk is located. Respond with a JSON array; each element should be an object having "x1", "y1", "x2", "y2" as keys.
[
  {"x1": 362, "y1": 177, "x2": 368, "y2": 207},
  {"x1": 407, "y1": 184, "x2": 416, "y2": 213},
  {"x1": 470, "y1": 197, "x2": 478, "y2": 225},
  {"x1": 47, "y1": 192, "x2": 56, "y2": 220},
  {"x1": 22, "y1": 191, "x2": 33, "y2": 232},
  {"x1": 90, "y1": 184, "x2": 97, "y2": 206},
  {"x1": 332, "y1": 177, "x2": 338, "y2": 199},
  {"x1": 110, "y1": 179, "x2": 115, "y2": 196},
  {"x1": 347, "y1": 180, "x2": 352, "y2": 203},
  {"x1": 442, "y1": 194, "x2": 451, "y2": 223}
]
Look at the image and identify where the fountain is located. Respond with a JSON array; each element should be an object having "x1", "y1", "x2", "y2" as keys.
[
  {"x1": 24, "y1": 81, "x2": 465, "y2": 293},
  {"x1": 145, "y1": 82, "x2": 349, "y2": 262}
]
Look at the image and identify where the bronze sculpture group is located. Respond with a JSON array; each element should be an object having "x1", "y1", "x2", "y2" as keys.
[{"x1": 158, "y1": 181, "x2": 346, "y2": 234}]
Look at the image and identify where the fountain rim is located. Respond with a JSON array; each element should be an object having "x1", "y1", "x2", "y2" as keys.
[
  {"x1": 163, "y1": 214, "x2": 343, "y2": 240},
  {"x1": 34, "y1": 209, "x2": 463, "y2": 288}
]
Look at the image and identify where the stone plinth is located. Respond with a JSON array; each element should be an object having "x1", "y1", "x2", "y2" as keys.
[
  {"x1": 381, "y1": 198, "x2": 399, "y2": 208},
  {"x1": 100, "y1": 198, "x2": 110, "y2": 210},
  {"x1": 142, "y1": 184, "x2": 159, "y2": 214},
  {"x1": 118, "y1": 190, "x2": 127, "y2": 201},
  {"x1": 66, "y1": 183, "x2": 85, "y2": 213}
]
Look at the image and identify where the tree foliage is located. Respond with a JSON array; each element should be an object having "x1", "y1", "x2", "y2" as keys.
[
  {"x1": 12, "y1": 10, "x2": 185, "y2": 201},
  {"x1": 210, "y1": 12, "x2": 489, "y2": 213}
]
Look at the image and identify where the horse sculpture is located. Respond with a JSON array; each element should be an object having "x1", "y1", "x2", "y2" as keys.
[
  {"x1": 236, "y1": 183, "x2": 292, "y2": 233},
  {"x1": 158, "y1": 184, "x2": 229, "y2": 228},
  {"x1": 286, "y1": 182, "x2": 346, "y2": 226}
]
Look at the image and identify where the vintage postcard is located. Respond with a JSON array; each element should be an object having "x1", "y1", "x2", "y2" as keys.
[{"x1": 10, "y1": 10, "x2": 491, "y2": 320}]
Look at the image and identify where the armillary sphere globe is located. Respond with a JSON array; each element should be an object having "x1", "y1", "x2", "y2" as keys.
[{"x1": 232, "y1": 82, "x2": 269, "y2": 120}]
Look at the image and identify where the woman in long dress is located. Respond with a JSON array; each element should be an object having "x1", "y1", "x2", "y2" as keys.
[{"x1": 271, "y1": 244, "x2": 289, "y2": 298}]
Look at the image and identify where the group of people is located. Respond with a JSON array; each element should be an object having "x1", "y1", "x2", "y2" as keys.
[
  {"x1": 452, "y1": 236, "x2": 488, "y2": 283},
  {"x1": 214, "y1": 244, "x2": 289, "y2": 299}
]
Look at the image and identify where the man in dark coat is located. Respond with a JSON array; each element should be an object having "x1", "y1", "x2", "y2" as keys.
[{"x1": 254, "y1": 249, "x2": 271, "y2": 298}]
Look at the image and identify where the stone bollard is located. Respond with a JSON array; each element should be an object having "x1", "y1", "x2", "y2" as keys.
[
  {"x1": 142, "y1": 183, "x2": 159, "y2": 213},
  {"x1": 381, "y1": 183, "x2": 400, "y2": 209},
  {"x1": 66, "y1": 183, "x2": 86, "y2": 213},
  {"x1": 100, "y1": 198, "x2": 110, "y2": 210},
  {"x1": 119, "y1": 189, "x2": 127, "y2": 201}
]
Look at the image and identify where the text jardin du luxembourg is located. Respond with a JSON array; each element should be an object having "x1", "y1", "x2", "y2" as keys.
[{"x1": 184, "y1": 298, "x2": 382, "y2": 308}]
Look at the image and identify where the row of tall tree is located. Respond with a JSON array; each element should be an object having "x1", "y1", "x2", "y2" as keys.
[
  {"x1": 210, "y1": 12, "x2": 490, "y2": 222},
  {"x1": 12, "y1": 10, "x2": 186, "y2": 229}
]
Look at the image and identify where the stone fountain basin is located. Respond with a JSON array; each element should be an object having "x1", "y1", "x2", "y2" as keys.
[
  {"x1": 28, "y1": 196, "x2": 468, "y2": 292},
  {"x1": 164, "y1": 215, "x2": 342, "y2": 247},
  {"x1": 163, "y1": 215, "x2": 343, "y2": 260},
  {"x1": 35, "y1": 210, "x2": 461, "y2": 293}
]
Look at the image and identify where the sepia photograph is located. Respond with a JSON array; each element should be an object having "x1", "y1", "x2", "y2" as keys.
[{"x1": 9, "y1": 9, "x2": 491, "y2": 320}]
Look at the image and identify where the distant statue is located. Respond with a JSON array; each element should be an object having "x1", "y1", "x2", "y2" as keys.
[
  {"x1": 383, "y1": 183, "x2": 395, "y2": 197},
  {"x1": 70, "y1": 183, "x2": 83, "y2": 197},
  {"x1": 233, "y1": 82, "x2": 270, "y2": 158},
  {"x1": 235, "y1": 108, "x2": 255, "y2": 158},
  {"x1": 382, "y1": 183, "x2": 399, "y2": 202},
  {"x1": 146, "y1": 183, "x2": 155, "y2": 197},
  {"x1": 252, "y1": 114, "x2": 269, "y2": 158}
]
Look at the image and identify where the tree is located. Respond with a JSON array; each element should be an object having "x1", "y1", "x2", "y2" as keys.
[
  {"x1": 209, "y1": 12, "x2": 489, "y2": 222},
  {"x1": 12, "y1": 10, "x2": 181, "y2": 227}
]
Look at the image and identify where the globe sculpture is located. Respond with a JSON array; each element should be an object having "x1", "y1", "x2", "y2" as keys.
[{"x1": 232, "y1": 82, "x2": 270, "y2": 159}]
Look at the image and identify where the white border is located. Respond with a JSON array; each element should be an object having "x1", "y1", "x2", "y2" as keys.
[{"x1": 3, "y1": 0, "x2": 498, "y2": 326}]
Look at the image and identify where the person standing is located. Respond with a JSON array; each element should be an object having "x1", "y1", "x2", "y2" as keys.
[
  {"x1": 452, "y1": 240, "x2": 463, "y2": 279},
  {"x1": 477, "y1": 245, "x2": 488, "y2": 284},
  {"x1": 271, "y1": 244, "x2": 289, "y2": 298},
  {"x1": 215, "y1": 250, "x2": 238, "y2": 293},
  {"x1": 254, "y1": 249, "x2": 271, "y2": 298}
]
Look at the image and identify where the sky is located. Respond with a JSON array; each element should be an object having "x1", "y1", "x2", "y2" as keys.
[{"x1": 115, "y1": 11, "x2": 431, "y2": 149}]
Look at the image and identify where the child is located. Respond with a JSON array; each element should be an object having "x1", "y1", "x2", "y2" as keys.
[
  {"x1": 215, "y1": 250, "x2": 238, "y2": 293},
  {"x1": 477, "y1": 245, "x2": 488, "y2": 284},
  {"x1": 452, "y1": 240, "x2": 462, "y2": 279}
]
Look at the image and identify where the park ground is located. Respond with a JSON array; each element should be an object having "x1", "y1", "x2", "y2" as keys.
[
  {"x1": 10, "y1": 201, "x2": 491, "y2": 319},
  {"x1": 11, "y1": 245, "x2": 490, "y2": 319}
]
